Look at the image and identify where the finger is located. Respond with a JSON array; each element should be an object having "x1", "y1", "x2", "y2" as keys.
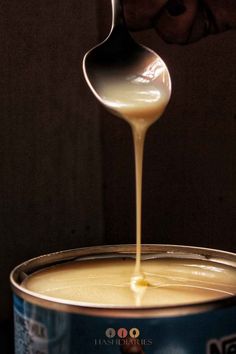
[
  {"x1": 204, "y1": 0, "x2": 236, "y2": 31},
  {"x1": 123, "y1": 0, "x2": 167, "y2": 30},
  {"x1": 155, "y1": 0, "x2": 199, "y2": 43}
]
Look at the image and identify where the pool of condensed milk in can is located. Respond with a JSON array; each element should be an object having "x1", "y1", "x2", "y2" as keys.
[{"x1": 11, "y1": 244, "x2": 236, "y2": 354}]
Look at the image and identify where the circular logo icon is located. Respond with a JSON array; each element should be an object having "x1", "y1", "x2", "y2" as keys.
[
  {"x1": 117, "y1": 328, "x2": 128, "y2": 338},
  {"x1": 105, "y1": 328, "x2": 116, "y2": 338},
  {"x1": 129, "y1": 328, "x2": 140, "y2": 338}
]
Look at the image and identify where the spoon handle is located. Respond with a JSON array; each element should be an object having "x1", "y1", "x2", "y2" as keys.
[{"x1": 111, "y1": 0, "x2": 125, "y2": 29}]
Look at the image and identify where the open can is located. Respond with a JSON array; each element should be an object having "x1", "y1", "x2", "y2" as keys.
[{"x1": 10, "y1": 244, "x2": 236, "y2": 354}]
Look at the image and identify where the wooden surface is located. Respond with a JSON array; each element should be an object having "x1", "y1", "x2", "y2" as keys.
[
  {"x1": 0, "y1": 1, "x2": 236, "y2": 352},
  {"x1": 0, "y1": 2, "x2": 103, "y2": 352}
]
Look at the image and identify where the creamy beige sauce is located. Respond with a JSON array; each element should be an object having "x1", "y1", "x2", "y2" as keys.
[
  {"x1": 23, "y1": 258, "x2": 236, "y2": 307},
  {"x1": 97, "y1": 56, "x2": 171, "y2": 286}
]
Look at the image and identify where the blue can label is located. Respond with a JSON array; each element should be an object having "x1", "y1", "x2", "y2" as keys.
[{"x1": 14, "y1": 294, "x2": 236, "y2": 354}]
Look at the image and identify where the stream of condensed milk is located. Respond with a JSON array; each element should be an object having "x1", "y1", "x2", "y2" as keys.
[
  {"x1": 96, "y1": 56, "x2": 171, "y2": 294},
  {"x1": 22, "y1": 56, "x2": 236, "y2": 306}
]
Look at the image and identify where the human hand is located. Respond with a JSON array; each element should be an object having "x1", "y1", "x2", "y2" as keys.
[{"x1": 123, "y1": 0, "x2": 236, "y2": 44}]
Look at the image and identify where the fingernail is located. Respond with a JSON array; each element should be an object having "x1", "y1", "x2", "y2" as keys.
[{"x1": 166, "y1": 0, "x2": 186, "y2": 16}]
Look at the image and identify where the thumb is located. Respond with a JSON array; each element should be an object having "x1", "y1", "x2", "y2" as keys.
[{"x1": 155, "y1": 0, "x2": 199, "y2": 43}]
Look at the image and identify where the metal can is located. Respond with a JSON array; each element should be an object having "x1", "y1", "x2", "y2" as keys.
[{"x1": 10, "y1": 244, "x2": 236, "y2": 354}]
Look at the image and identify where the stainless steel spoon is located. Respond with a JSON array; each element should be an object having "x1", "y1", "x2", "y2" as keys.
[
  {"x1": 82, "y1": 0, "x2": 172, "y2": 118},
  {"x1": 82, "y1": 0, "x2": 172, "y2": 290}
]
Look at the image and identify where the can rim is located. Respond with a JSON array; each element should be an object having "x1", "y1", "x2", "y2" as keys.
[{"x1": 10, "y1": 244, "x2": 236, "y2": 318}]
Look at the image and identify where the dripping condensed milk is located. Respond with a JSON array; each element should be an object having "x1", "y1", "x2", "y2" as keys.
[
  {"x1": 11, "y1": 37, "x2": 236, "y2": 354},
  {"x1": 10, "y1": 8, "x2": 236, "y2": 354}
]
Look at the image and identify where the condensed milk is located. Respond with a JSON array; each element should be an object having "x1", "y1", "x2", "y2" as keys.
[
  {"x1": 11, "y1": 69, "x2": 236, "y2": 352},
  {"x1": 22, "y1": 254, "x2": 236, "y2": 307},
  {"x1": 11, "y1": 245, "x2": 236, "y2": 354},
  {"x1": 10, "y1": 5, "x2": 236, "y2": 354},
  {"x1": 95, "y1": 54, "x2": 171, "y2": 289}
]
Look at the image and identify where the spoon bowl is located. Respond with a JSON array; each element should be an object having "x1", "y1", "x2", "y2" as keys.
[{"x1": 83, "y1": 0, "x2": 172, "y2": 126}]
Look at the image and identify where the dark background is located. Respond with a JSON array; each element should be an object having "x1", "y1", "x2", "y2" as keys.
[{"x1": 0, "y1": 1, "x2": 236, "y2": 353}]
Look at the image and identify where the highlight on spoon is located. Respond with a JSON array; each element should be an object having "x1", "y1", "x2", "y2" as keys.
[
  {"x1": 83, "y1": 47, "x2": 171, "y2": 127},
  {"x1": 82, "y1": 1, "x2": 171, "y2": 126}
]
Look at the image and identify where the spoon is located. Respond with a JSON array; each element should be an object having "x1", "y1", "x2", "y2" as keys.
[
  {"x1": 82, "y1": 0, "x2": 172, "y2": 294},
  {"x1": 82, "y1": 0, "x2": 172, "y2": 123}
]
